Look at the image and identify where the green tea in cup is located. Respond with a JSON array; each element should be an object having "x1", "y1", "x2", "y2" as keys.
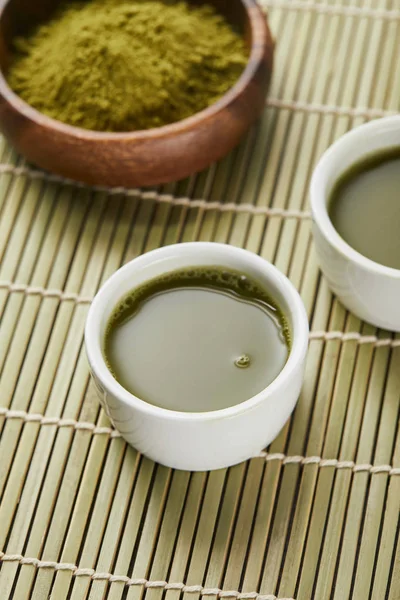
[
  {"x1": 104, "y1": 266, "x2": 290, "y2": 413},
  {"x1": 329, "y1": 148, "x2": 400, "y2": 270}
]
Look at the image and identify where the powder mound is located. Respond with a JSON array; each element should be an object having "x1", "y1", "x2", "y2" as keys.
[{"x1": 7, "y1": 0, "x2": 248, "y2": 132}]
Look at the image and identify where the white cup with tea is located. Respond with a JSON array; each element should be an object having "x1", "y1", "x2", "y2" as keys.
[
  {"x1": 85, "y1": 242, "x2": 309, "y2": 471},
  {"x1": 311, "y1": 116, "x2": 400, "y2": 331}
]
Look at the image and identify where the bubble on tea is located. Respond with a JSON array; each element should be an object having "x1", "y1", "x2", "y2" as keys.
[{"x1": 234, "y1": 354, "x2": 251, "y2": 369}]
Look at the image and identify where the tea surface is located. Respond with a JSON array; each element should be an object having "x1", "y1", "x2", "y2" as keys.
[
  {"x1": 329, "y1": 148, "x2": 400, "y2": 269},
  {"x1": 104, "y1": 267, "x2": 290, "y2": 412}
]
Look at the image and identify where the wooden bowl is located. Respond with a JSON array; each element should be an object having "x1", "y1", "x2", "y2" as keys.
[{"x1": 0, "y1": 0, "x2": 273, "y2": 188}]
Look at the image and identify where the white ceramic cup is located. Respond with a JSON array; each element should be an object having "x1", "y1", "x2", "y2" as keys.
[
  {"x1": 311, "y1": 116, "x2": 400, "y2": 331},
  {"x1": 85, "y1": 242, "x2": 309, "y2": 471}
]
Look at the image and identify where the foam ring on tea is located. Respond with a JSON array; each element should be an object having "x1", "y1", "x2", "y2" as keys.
[{"x1": 104, "y1": 266, "x2": 291, "y2": 413}]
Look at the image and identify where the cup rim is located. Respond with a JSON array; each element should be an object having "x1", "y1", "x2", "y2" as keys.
[
  {"x1": 85, "y1": 242, "x2": 309, "y2": 422},
  {"x1": 310, "y1": 115, "x2": 400, "y2": 279}
]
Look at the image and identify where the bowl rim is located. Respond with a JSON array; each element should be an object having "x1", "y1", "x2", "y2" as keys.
[
  {"x1": 85, "y1": 242, "x2": 309, "y2": 423},
  {"x1": 310, "y1": 115, "x2": 400, "y2": 280},
  {"x1": 0, "y1": 0, "x2": 269, "y2": 141}
]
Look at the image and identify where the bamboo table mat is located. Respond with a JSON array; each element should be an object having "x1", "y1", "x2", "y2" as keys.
[{"x1": 1, "y1": 0, "x2": 400, "y2": 598}]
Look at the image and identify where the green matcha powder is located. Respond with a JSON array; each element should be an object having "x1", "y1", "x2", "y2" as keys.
[{"x1": 7, "y1": 0, "x2": 248, "y2": 132}]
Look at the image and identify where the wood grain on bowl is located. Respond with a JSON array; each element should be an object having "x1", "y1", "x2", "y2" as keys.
[{"x1": 0, "y1": 0, "x2": 274, "y2": 188}]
